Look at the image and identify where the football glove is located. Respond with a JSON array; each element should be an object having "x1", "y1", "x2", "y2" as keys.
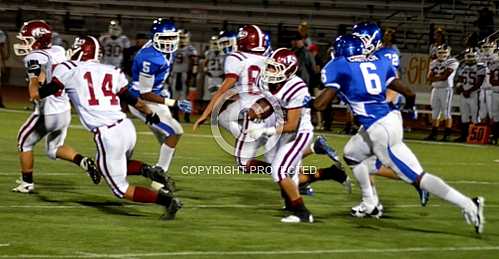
[
  {"x1": 303, "y1": 95, "x2": 314, "y2": 108},
  {"x1": 145, "y1": 113, "x2": 160, "y2": 125},
  {"x1": 176, "y1": 99, "x2": 192, "y2": 113},
  {"x1": 26, "y1": 60, "x2": 41, "y2": 79},
  {"x1": 403, "y1": 106, "x2": 418, "y2": 120},
  {"x1": 246, "y1": 127, "x2": 276, "y2": 139}
]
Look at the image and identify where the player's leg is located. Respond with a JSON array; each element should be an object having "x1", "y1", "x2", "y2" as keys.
[
  {"x1": 218, "y1": 101, "x2": 243, "y2": 137},
  {"x1": 370, "y1": 112, "x2": 484, "y2": 232},
  {"x1": 15, "y1": 112, "x2": 42, "y2": 192},
  {"x1": 234, "y1": 113, "x2": 263, "y2": 170},
  {"x1": 455, "y1": 95, "x2": 471, "y2": 142},
  {"x1": 94, "y1": 120, "x2": 182, "y2": 220},
  {"x1": 426, "y1": 88, "x2": 440, "y2": 140},
  {"x1": 271, "y1": 132, "x2": 314, "y2": 223},
  {"x1": 44, "y1": 112, "x2": 100, "y2": 184},
  {"x1": 479, "y1": 90, "x2": 488, "y2": 122},
  {"x1": 442, "y1": 88, "x2": 454, "y2": 141}
]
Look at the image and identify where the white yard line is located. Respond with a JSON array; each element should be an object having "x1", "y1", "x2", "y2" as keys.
[
  {"x1": 0, "y1": 244, "x2": 10, "y2": 247},
  {"x1": 0, "y1": 246, "x2": 499, "y2": 258}
]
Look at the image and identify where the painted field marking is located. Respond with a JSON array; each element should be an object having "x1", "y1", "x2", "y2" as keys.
[
  {"x1": 0, "y1": 246, "x2": 499, "y2": 258},
  {"x1": 0, "y1": 243, "x2": 10, "y2": 247}
]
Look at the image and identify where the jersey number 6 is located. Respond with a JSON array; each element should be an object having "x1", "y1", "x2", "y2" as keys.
[
  {"x1": 360, "y1": 63, "x2": 382, "y2": 95},
  {"x1": 83, "y1": 72, "x2": 118, "y2": 106}
]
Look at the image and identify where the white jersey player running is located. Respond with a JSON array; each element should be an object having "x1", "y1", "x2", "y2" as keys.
[
  {"x1": 12, "y1": 20, "x2": 99, "y2": 193},
  {"x1": 454, "y1": 48, "x2": 485, "y2": 142},
  {"x1": 99, "y1": 20, "x2": 130, "y2": 68},
  {"x1": 39, "y1": 36, "x2": 181, "y2": 220},
  {"x1": 426, "y1": 44, "x2": 459, "y2": 141},
  {"x1": 194, "y1": 25, "x2": 268, "y2": 168}
]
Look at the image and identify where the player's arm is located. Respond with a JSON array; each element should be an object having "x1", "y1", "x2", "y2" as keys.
[
  {"x1": 25, "y1": 60, "x2": 43, "y2": 102},
  {"x1": 467, "y1": 74, "x2": 484, "y2": 93},
  {"x1": 313, "y1": 88, "x2": 336, "y2": 111},
  {"x1": 136, "y1": 61, "x2": 182, "y2": 105},
  {"x1": 313, "y1": 61, "x2": 339, "y2": 111},
  {"x1": 490, "y1": 69, "x2": 499, "y2": 86},
  {"x1": 278, "y1": 108, "x2": 300, "y2": 133},
  {"x1": 118, "y1": 87, "x2": 159, "y2": 124},
  {"x1": 387, "y1": 79, "x2": 416, "y2": 109}
]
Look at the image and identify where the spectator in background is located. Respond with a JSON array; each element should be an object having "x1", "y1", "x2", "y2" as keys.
[
  {"x1": 0, "y1": 29, "x2": 6, "y2": 108},
  {"x1": 298, "y1": 21, "x2": 312, "y2": 47},
  {"x1": 476, "y1": 7, "x2": 495, "y2": 40},
  {"x1": 308, "y1": 43, "x2": 328, "y2": 130},
  {"x1": 123, "y1": 33, "x2": 148, "y2": 77},
  {"x1": 291, "y1": 32, "x2": 315, "y2": 87},
  {"x1": 429, "y1": 27, "x2": 446, "y2": 60}
]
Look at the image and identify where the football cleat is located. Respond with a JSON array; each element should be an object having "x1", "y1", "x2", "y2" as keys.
[
  {"x1": 281, "y1": 213, "x2": 314, "y2": 223},
  {"x1": 464, "y1": 197, "x2": 485, "y2": 234},
  {"x1": 80, "y1": 157, "x2": 101, "y2": 185},
  {"x1": 299, "y1": 184, "x2": 315, "y2": 196},
  {"x1": 142, "y1": 165, "x2": 176, "y2": 192},
  {"x1": 417, "y1": 187, "x2": 430, "y2": 207},
  {"x1": 312, "y1": 136, "x2": 340, "y2": 162},
  {"x1": 351, "y1": 202, "x2": 383, "y2": 219},
  {"x1": 12, "y1": 179, "x2": 34, "y2": 193},
  {"x1": 159, "y1": 189, "x2": 183, "y2": 220}
]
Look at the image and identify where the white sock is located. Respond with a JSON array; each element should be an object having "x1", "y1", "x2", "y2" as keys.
[
  {"x1": 157, "y1": 144, "x2": 175, "y2": 172},
  {"x1": 371, "y1": 185, "x2": 379, "y2": 205},
  {"x1": 353, "y1": 162, "x2": 376, "y2": 206},
  {"x1": 420, "y1": 173, "x2": 475, "y2": 212}
]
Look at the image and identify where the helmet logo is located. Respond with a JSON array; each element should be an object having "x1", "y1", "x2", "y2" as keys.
[
  {"x1": 32, "y1": 27, "x2": 51, "y2": 38},
  {"x1": 238, "y1": 30, "x2": 248, "y2": 39},
  {"x1": 284, "y1": 55, "x2": 297, "y2": 64}
]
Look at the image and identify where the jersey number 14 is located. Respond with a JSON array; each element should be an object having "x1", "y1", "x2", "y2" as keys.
[
  {"x1": 359, "y1": 63, "x2": 382, "y2": 95},
  {"x1": 83, "y1": 72, "x2": 118, "y2": 106}
]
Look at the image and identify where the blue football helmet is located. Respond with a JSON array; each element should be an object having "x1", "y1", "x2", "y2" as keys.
[
  {"x1": 218, "y1": 31, "x2": 237, "y2": 55},
  {"x1": 263, "y1": 32, "x2": 272, "y2": 56},
  {"x1": 150, "y1": 18, "x2": 179, "y2": 53},
  {"x1": 352, "y1": 22, "x2": 382, "y2": 54},
  {"x1": 333, "y1": 34, "x2": 365, "y2": 58}
]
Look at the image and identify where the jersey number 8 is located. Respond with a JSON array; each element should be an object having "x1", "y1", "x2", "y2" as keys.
[{"x1": 360, "y1": 63, "x2": 382, "y2": 95}]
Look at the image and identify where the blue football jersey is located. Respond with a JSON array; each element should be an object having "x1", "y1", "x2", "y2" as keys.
[
  {"x1": 129, "y1": 41, "x2": 175, "y2": 97},
  {"x1": 321, "y1": 55, "x2": 397, "y2": 128},
  {"x1": 374, "y1": 47, "x2": 400, "y2": 70}
]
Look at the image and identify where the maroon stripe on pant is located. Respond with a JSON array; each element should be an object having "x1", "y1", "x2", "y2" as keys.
[
  {"x1": 277, "y1": 133, "x2": 304, "y2": 181},
  {"x1": 94, "y1": 131, "x2": 124, "y2": 197},
  {"x1": 235, "y1": 114, "x2": 250, "y2": 167},
  {"x1": 17, "y1": 114, "x2": 39, "y2": 151},
  {"x1": 284, "y1": 132, "x2": 311, "y2": 175}
]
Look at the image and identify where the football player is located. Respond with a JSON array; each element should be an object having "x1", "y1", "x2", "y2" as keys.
[
  {"x1": 170, "y1": 29, "x2": 198, "y2": 123},
  {"x1": 99, "y1": 20, "x2": 130, "y2": 68},
  {"x1": 37, "y1": 36, "x2": 181, "y2": 219},
  {"x1": 128, "y1": 18, "x2": 192, "y2": 183},
  {"x1": 201, "y1": 35, "x2": 224, "y2": 103},
  {"x1": 12, "y1": 20, "x2": 99, "y2": 193},
  {"x1": 425, "y1": 44, "x2": 459, "y2": 141},
  {"x1": 353, "y1": 22, "x2": 429, "y2": 207},
  {"x1": 454, "y1": 48, "x2": 485, "y2": 142},
  {"x1": 485, "y1": 48, "x2": 499, "y2": 144},
  {"x1": 217, "y1": 30, "x2": 238, "y2": 56},
  {"x1": 193, "y1": 25, "x2": 268, "y2": 168},
  {"x1": 315, "y1": 34, "x2": 485, "y2": 234},
  {"x1": 478, "y1": 41, "x2": 498, "y2": 124}
]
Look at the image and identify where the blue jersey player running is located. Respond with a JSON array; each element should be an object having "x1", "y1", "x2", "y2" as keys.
[
  {"x1": 314, "y1": 34, "x2": 485, "y2": 234},
  {"x1": 128, "y1": 18, "x2": 191, "y2": 187}
]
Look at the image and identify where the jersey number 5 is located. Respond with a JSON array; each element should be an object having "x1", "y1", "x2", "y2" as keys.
[
  {"x1": 83, "y1": 72, "x2": 118, "y2": 106},
  {"x1": 360, "y1": 63, "x2": 382, "y2": 95}
]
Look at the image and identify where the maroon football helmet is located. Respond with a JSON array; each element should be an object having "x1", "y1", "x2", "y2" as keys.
[
  {"x1": 67, "y1": 36, "x2": 101, "y2": 61},
  {"x1": 13, "y1": 20, "x2": 53, "y2": 56},
  {"x1": 261, "y1": 48, "x2": 298, "y2": 85},
  {"x1": 237, "y1": 25, "x2": 267, "y2": 53}
]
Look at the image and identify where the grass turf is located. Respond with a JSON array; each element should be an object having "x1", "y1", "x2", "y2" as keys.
[{"x1": 0, "y1": 108, "x2": 498, "y2": 259}]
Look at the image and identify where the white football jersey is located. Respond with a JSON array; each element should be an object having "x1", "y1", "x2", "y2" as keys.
[
  {"x1": 428, "y1": 57, "x2": 459, "y2": 88},
  {"x1": 479, "y1": 54, "x2": 498, "y2": 89},
  {"x1": 488, "y1": 59, "x2": 499, "y2": 91},
  {"x1": 224, "y1": 51, "x2": 266, "y2": 94},
  {"x1": 172, "y1": 45, "x2": 198, "y2": 73},
  {"x1": 52, "y1": 61, "x2": 128, "y2": 130},
  {"x1": 266, "y1": 76, "x2": 313, "y2": 132},
  {"x1": 204, "y1": 50, "x2": 224, "y2": 77},
  {"x1": 456, "y1": 63, "x2": 486, "y2": 91},
  {"x1": 99, "y1": 34, "x2": 130, "y2": 68},
  {"x1": 24, "y1": 45, "x2": 70, "y2": 115}
]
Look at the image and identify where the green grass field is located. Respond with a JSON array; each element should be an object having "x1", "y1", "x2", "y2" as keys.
[{"x1": 0, "y1": 108, "x2": 498, "y2": 259}]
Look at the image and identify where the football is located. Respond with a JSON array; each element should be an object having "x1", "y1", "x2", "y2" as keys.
[{"x1": 247, "y1": 97, "x2": 274, "y2": 120}]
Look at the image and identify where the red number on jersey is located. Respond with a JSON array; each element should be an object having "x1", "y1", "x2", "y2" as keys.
[
  {"x1": 247, "y1": 65, "x2": 261, "y2": 93},
  {"x1": 83, "y1": 72, "x2": 100, "y2": 106},
  {"x1": 83, "y1": 72, "x2": 118, "y2": 106}
]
